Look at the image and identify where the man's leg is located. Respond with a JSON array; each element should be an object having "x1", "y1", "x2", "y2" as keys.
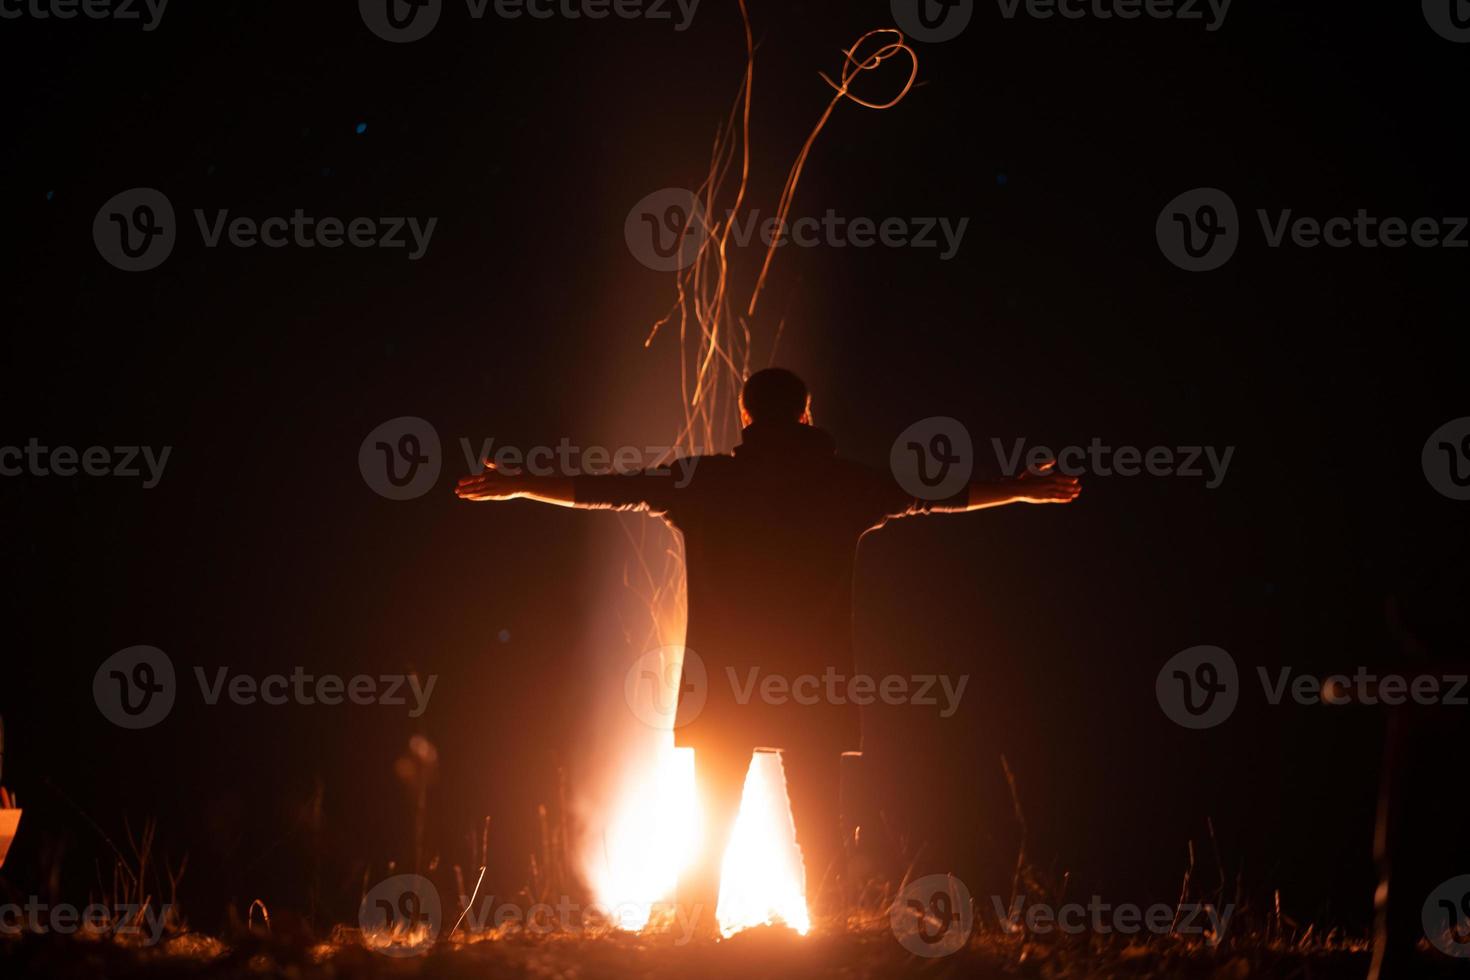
[
  {"x1": 678, "y1": 745, "x2": 749, "y2": 938},
  {"x1": 782, "y1": 746, "x2": 843, "y2": 922}
]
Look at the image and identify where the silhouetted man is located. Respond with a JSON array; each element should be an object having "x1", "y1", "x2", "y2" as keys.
[{"x1": 455, "y1": 368, "x2": 1080, "y2": 934}]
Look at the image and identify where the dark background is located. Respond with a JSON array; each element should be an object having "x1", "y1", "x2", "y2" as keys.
[{"x1": 2, "y1": 0, "x2": 1467, "y2": 935}]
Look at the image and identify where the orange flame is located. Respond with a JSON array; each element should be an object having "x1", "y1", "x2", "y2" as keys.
[{"x1": 716, "y1": 749, "x2": 811, "y2": 937}]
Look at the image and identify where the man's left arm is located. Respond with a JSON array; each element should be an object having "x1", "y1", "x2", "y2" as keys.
[
  {"x1": 923, "y1": 460, "x2": 1082, "y2": 514},
  {"x1": 455, "y1": 460, "x2": 684, "y2": 514}
]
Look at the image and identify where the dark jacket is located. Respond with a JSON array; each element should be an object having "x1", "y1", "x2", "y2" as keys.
[{"x1": 573, "y1": 421, "x2": 950, "y2": 759}]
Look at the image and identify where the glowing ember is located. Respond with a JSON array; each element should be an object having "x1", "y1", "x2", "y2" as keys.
[
  {"x1": 592, "y1": 738, "x2": 699, "y2": 931},
  {"x1": 716, "y1": 749, "x2": 811, "y2": 938}
]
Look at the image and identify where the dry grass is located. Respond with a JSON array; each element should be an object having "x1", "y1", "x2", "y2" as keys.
[{"x1": 0, "y1": 917, "x2": 1404, "y2": 980}]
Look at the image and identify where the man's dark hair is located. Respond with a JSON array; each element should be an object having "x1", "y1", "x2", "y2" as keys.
[{"x1": 741, "y1": 368, "x2": 809, "y2": 424}]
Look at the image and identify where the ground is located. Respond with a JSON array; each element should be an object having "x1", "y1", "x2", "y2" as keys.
[{"x1": 1, "y1": 924, "x2": 1442, "y2": 980}]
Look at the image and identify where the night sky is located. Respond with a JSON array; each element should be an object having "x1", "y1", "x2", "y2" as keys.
[{"x1": 3, "y1": 0, "x2": 1468, "y2": 935}]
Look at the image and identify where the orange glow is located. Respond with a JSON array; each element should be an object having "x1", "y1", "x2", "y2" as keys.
[
  {"x1": 716, "y1": 749, "x2": 811, "y2": 937},
  {"x1": 590, "y1": 738, "x2": 699, "y2": 931}
]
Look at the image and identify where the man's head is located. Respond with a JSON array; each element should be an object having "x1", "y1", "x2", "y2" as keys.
[{"x1": 741, "y1": 368, "x2": 812, "y2": 427}]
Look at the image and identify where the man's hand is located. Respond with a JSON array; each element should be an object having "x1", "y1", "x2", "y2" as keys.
[
  {"x1": 455, "y1": 457, "x2": 579, "y2": 507},
  {"x1": 1011, "y1": 459, "x2": 1082, "y2": 504},
  {"x1": 454, "y1": 461, "x2": 524, "y2": 501},
  {"x1": 952, "y1": 459, "x2": 1082, "y2": 511}
]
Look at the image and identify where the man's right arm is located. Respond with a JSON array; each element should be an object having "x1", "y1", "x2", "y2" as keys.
[
  {"x1": 454, "y1": 463, "x2": 682, "y2": 514},
  {"x1": 454, "y1": 466, "x2": 581, "y2": 508}
]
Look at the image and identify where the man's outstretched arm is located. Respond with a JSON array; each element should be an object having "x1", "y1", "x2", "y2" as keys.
[
  {"x1": 455, "y1": 461, "x2": 681, "y2": 513},
  {"x1": 454, "y1": 465, "x2": 582, "y2": 508},
  {"x1": 928, "y1": 460, "x2": 1082, "y2": 513}
]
